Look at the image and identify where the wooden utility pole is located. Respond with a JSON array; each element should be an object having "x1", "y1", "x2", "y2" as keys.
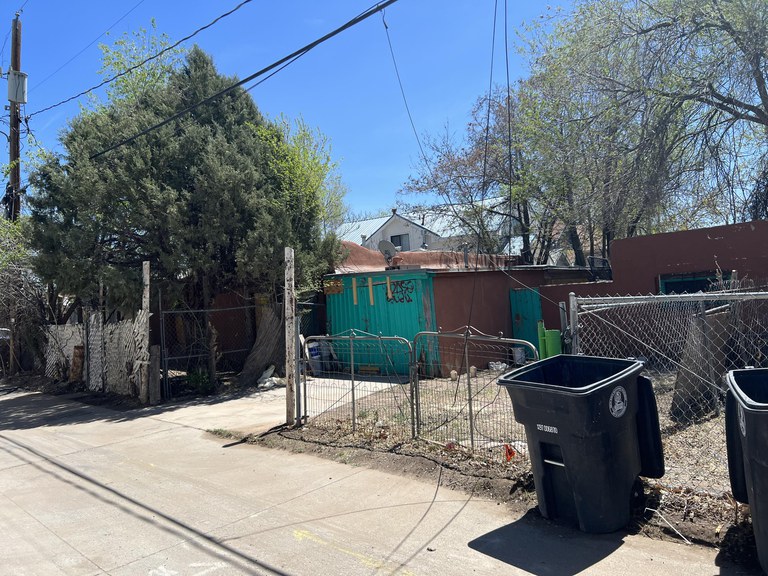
[
  {"x1": 284, "y1": 247, "x2": 296, "y2": 426},
  {"x1": 8, "y1": 14, "x2": 21, "y2": 221}
]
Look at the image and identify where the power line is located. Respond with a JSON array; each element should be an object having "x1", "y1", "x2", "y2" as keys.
[
  {"x1": 29, "y1": 0, "x2": 255, "y2": 118},
  {"x1": 89, "y1": 0, "x2": 401, "y2": 160},
  {"x1": 0, "y1": 28, "x2": 11, "y2": 70},
  {"x1": 30, "y1": 0, "x2": 146, "y2": 92},
  {"x1": 381, "y1": 10, "x2": 427, "y2": 164},
  {"x1": 464, "y1": 0, "x2": 500, "y2": 332}
]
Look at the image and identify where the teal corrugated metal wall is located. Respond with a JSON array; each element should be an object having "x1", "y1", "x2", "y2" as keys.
[{"x1": 325, "y1": 271, "x2": 436, "y2": 373}]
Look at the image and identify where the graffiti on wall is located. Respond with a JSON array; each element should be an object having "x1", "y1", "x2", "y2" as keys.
[{"x1": 388, "y1": 280, "x2": 415, "y2": 303}]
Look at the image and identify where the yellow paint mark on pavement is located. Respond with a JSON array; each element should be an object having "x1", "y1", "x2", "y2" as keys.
[{"x1": 294, "y1": 529, "x2": 417, "y2": 575}]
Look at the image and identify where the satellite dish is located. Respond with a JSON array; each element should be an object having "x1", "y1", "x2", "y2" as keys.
[{"x1": 378, "y1": 239, "x2": 398, "y2": 265}]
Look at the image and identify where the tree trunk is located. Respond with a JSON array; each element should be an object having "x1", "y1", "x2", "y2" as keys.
[
  {"x1": 239, "y1": 301, "x2": 285, "y2": 387},
  {"x1": 517, "y1": 201, "x2": 533, "y2": 264},
  {"x1": 203, "y1": 275, "x2": 216, "y2": 388}
]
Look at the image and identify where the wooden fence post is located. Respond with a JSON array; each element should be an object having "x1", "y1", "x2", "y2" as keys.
[
  {"x1": 140, "y1": 261, "x2": 150, "y2": 404},
  {"x1": 285, "y1": 247, "x2": 296, "y2": 426}
]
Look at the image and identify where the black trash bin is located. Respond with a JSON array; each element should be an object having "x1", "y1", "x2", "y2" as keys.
[
  {"x1": 499, "y1": 354, "x2": 664, "y2": 534},
  {"x1": 726, "y1": 369, "x2": 768, "y2": 574}
]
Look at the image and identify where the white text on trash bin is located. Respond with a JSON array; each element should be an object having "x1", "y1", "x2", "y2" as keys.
[
  {"x1": 609, "y1": 386, "x2": 628, "y2": 418},
  {"x1": 537, "y1": 423, "x2": 559, "y2": 434}
]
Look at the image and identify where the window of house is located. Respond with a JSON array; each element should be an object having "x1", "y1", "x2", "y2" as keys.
[{"x1": 390, "y1": 234, "x2": 410, "y2": 251}]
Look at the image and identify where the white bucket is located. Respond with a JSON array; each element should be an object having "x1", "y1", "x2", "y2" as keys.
[{"x1": 512, "y1": 347, "x2": 527, "y2": 366}]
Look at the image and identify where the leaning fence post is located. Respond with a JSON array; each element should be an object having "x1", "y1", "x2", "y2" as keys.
[{"x1": 350, "y1": 331, "x2": 356, "y2": 433}]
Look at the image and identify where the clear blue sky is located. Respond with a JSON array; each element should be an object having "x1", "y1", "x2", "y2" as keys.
[{"x1": 10, "y1": 0, "x2": 570, "y2": 215}]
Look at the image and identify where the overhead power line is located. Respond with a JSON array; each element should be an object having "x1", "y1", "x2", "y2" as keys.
[
  {"x1": 89, "y1": 0, "x2": 401, "y2": 160},
  {"x1": 30, "y1": 0, "x2": 147, "y2": 92},
  {"x1": 381, "y1": 10, "x2": 427, "y2": 164},
  {"x1": 29, "y1": 0, "x2": 254, "y2": 118},
  {"x1": 0, "y1": 29, "x2": 11, "y2": 70}
]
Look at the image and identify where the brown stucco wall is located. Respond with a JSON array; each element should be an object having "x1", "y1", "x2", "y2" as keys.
[
  {"x1": 539, "y1": 220, "x2": 768, "y2": 305},
  {"x1": 431, "y1": 268, "x2": 590, "y2": 336},
  {"x1": 609, "y1": 220, "x2": 768, "y2": 293}
]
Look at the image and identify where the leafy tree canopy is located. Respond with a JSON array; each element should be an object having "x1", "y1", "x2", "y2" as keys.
[
  {"x1": 28, "y1": 38, "x2": 343, "y2": 312},
  {"x1": 404, "y1": 0, "x2": 768, "y2": 264}
]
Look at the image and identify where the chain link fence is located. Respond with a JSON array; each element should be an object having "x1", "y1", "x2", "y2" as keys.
[
  {"x1": 572, "y1": 288, "x2": 768, "y2": 494},
  {"x1": 160, "y1": 306, "x2": 256, "y2": 398},
  {"x1": 44, "y1": 323, "x2": 85, "y2": 382}
]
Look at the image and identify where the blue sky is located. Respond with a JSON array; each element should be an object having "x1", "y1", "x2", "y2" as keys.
[{"x1": 10, "y1": 0, "x2": 570, "y2": 215}]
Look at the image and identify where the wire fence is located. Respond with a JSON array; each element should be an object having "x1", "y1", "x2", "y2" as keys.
[
  {"x1": 301, "y1": 328, "x2": 538, "y2": 463},
  {"x1": 160, "y1": 305, "x2": 257, "y2": 398},
  {"x1": 572, "y1": 289, "x2": 768, "y2": 495},
  {"x1": 303, "y1": 332, "x2": 414, "y2": 446}
]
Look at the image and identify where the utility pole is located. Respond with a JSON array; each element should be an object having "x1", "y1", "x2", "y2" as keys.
[{"x1": 8, "y1": 13, "x2": 22, "y2": 221}]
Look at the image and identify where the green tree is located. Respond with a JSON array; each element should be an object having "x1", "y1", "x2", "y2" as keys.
[
  {"x1": 551, "y1": 0, "x2": 768, "y2": 224},
  {"x1": 0, "y1": 218, "x2": 25, "y2": 273},
  {"x1": 96, "y1": 19, "x2": 186, "y2": 106},
  {"x1": 28, "y1": 45, "x2": 340, "y2": 313}
]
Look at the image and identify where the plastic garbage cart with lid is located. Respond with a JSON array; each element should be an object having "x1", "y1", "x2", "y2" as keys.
[
  {"x1": 498, "y1": 354, "x2": 664, "y2": 533},
  {"x1": 726, "y1": 368, "x2": 768, "y2": 575}
]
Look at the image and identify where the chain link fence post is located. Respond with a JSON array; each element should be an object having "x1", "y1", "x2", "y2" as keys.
[{"x1": 569, "y1": 292, "x2": 579, "y2": 354}]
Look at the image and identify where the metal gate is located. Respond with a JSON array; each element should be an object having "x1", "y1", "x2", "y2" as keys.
[
  {"x1": 412, "y1": 327, "x2": 537, "y2": 455},
  {"x1": 302, "y1": 330, "x2": 414, "y2": 441}
]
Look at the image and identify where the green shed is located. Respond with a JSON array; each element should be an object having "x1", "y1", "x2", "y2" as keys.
[{"x1": 324, "y1": 269, "x2": 438, "y2": 374}]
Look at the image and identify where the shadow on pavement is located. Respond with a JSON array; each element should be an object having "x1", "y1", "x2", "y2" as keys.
[
  {"x1": 715, "y1": 523, "x2": 763, "y2": 575},
  {"x1": 468, "y1": 509, "x2": 624, "y2": 576},
  {"x1": 470, "y1": 509, "x2": 760, "y2": 576},
  {"x1": 0, "y1": 384, "x2": 280, "y2": 431}
]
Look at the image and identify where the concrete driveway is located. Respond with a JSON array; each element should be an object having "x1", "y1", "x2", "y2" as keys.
[{"x1": 0, "y1": 385, "x2": 758, "y2": 575}]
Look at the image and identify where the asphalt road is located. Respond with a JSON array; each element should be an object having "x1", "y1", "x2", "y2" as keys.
[{"x1": 0, "y1": 387, "x2": 759, "y2": 576}]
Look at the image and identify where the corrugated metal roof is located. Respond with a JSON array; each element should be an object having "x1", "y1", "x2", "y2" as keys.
[
  {"x1": 337, "y1": 199, "x2": 519, "y2": 245},
  {"x1": 337, "y1": 216, "x2": 391, "y2": 243}
]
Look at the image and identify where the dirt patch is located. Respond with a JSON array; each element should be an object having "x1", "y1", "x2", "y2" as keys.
[{"x1": 257, "y1": 427, "x2": 537, "y2": 509}]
